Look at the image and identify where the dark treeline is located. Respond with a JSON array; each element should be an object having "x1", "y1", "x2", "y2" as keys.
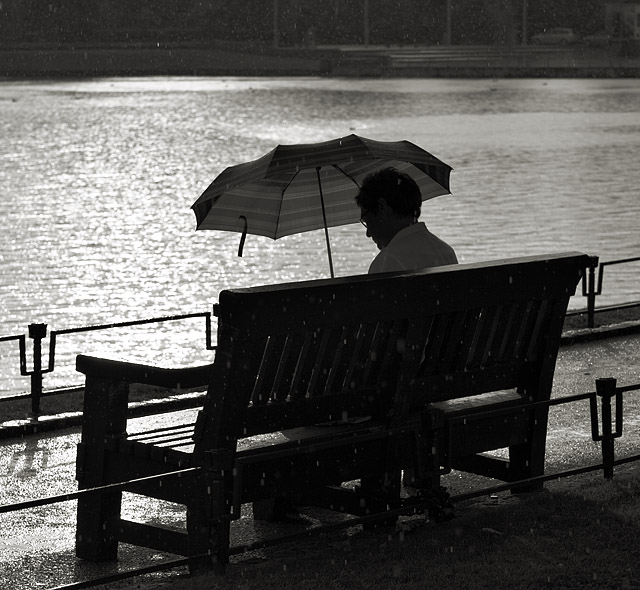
[{"x1": 0, "y1": 0, "x2": 608, "y2": 47}]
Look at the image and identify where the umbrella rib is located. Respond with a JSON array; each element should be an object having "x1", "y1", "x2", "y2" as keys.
[
  {"x1": 273, "y1": 164, "x2": 360, "y2": 239},
  {"x1": 332, "y1": 164, "x2": 361, "y2": 189},
  {"x1": 275, "y1": 172, "x2": 300, "y2": 239}
]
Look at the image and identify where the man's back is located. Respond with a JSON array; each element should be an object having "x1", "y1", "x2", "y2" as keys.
[{"x1": 368, "y1": 222, "x2": 458, "y2": 274}]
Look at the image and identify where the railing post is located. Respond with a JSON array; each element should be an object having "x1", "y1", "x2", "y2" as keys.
[
  {"x1": 586, "y1": 257, "x2": 598, "y2": 329},
  {"x1": 28, "y1": 323, "x2": 47, "y2": 421},
  {"x1": 592, "y1": 377, "x2": 622, "y2": 479}
]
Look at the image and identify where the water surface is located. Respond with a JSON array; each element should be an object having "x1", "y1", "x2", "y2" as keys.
[{"x1": 1, "y1": 77, "x2": 639, "y2": 395}]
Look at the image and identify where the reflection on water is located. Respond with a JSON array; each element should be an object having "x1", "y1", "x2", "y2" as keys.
[{"x1": 1, "y1": 77, "x2": 639, "y2": 395}]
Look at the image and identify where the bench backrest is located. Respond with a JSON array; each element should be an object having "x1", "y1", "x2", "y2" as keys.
[
  {"x1": 395, "y1": 252, "x2": 589, "y2": 416},
  {"x1": 192, "y1": 252, "x2": 589, "y2": 459}
]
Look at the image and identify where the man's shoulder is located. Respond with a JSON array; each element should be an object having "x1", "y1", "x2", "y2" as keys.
[{"x1": 368, "y1": 248, "x2": 400, "y2": 274}]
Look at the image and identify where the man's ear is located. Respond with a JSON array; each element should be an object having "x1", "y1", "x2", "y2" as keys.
[{"x1": 376, "y1": 198, "x2": 388, "y2": 214}]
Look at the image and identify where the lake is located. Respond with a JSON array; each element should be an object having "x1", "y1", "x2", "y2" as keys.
[{"x1": 1, "y1": 76, "x2": 639, "y2": 396}]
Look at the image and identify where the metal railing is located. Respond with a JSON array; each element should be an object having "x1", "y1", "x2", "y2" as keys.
[
  {"x1": 580, "y1": 255, "x2": 640, "y2": 328},
  {"x1": 0, "y1": 377, "x2": 638, "y2": 590},
  {"x1": 0, "y1": 312, "x2": 213, "y2": 420},
  {"x1": 1, "y1": 254, "x2": 638, "y2": 421}
]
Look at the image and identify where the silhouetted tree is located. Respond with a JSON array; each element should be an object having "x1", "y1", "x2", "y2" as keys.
[
  {"x1": 483, "y1": 0, "x2": 518, "y2": 44},
  {"x1": 0, "y1": 0, "x2": 612, "y2": 48},
  {"x1": 527, "y1": 0, "x2": 606, "y2": 36}
]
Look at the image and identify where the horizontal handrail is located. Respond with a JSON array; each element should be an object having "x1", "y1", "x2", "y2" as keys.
[
  {"x1": 47, "y1": 311, "x2": 214, "y2": 373},
  {"x1": 48, "y1": 557, "x2": 192, "y2": 590},
  {"x1": 0, "y1": 334, "x2": 24, "y2": 343},
  {"x1": 596, "y1": 256, "x2": 640, "y2": 296},
  {"x1": 0, "y1": 467, "x2": 200, "y2": 514},
  {"x1": 0, "y1": 311, "x2": 213, "y2": 420},
  {"x1": 1, "y1": 386, "x2": 84, "y2": 404}
]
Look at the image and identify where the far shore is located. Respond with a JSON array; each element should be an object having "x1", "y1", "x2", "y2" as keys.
[
  {"x1": 2, "y1": 42, "x2": 640, "y2": 79},
  {"x1": 0, "y1": 44, "x2": 328, "y2": 78}
]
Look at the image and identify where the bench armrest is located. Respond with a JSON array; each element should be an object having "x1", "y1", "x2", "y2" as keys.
[{"x1": 76, "y1": 354, "x2": 213, "y2": 389}]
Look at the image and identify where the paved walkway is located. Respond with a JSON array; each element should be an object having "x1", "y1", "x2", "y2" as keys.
[{"x1": 0, "y1": 332, "x2": 638, "y2": 590}]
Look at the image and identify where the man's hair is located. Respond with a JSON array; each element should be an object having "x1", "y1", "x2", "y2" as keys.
[{"x1": 355, "y1": 167, "x2": 421, "y2": 218}]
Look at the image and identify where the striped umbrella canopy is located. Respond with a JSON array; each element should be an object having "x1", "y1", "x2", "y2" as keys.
[{"x1": 191, "y1": 134, "x2": 452, "y2": 277}]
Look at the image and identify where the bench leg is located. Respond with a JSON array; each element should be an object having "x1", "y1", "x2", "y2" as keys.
[
  {"x1": 76, "y1": 489, "x2": 122, "y2": 561},
  {"x1": 404, "y1": 409, "x2": 444, "y2": 491},
  {"x1": 252, "y1": 496, "x2": 298, "y2": 521},
  {"x1": 75, "y1": 440, "x2": 122, "y2": 561},
  {"x1": 186, "y1": 472, "x2": 230, "y2": 574},
  {"x1": 403, "y1": 467, "x2": 441, "y2": 491},
  {"x1": 359, "y1": 468, "x2": 402, "y2": 528},
  {"x1": 508, "y1": 409, "x2": 549, "y2": 493},
  {"x1": 508, "y1": 442, "x2": 545, "y2": 493},
  {"x1": 76, "y1": 376, "x2": 129, "y2": 561}
]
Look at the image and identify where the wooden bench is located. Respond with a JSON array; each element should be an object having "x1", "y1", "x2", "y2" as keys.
[{"x1": 74, "y1": 251, "x2": 590, "y2": 572}]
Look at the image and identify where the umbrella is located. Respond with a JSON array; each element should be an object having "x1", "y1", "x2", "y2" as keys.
[{"x1": 191, "y1": 134, "x2": 452, "y2": 278}]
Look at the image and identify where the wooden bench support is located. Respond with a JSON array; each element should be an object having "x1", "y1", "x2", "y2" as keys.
[
  {"x1": 74, "y1": 252, "x2": 590, "y2": 572},
  {"x1": 76, "y1": 375, "x2": 128, "y2": 562}
]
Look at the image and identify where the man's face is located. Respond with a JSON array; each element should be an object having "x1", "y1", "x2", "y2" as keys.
[{"x1": 360, "y1": 201, "x2": 392, "y2": 250}]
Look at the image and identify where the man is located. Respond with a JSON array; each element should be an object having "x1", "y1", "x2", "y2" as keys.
[
  {"x1": 356, "y1": 167, "x2": 457, "y2": 491},
  {"x1": 355, "y1": 167, "x2": 458, "y2": 274}
]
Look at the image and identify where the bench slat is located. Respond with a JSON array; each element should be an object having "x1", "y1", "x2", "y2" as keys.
[
  {"x1": 324, "y1": 325, "x2": 351, "y2": 394},
  {"x1": 441, "y1": 310, "x2": 471, "y2": 373},
  {"x1": 453, "y1": 308, "x2": 483, "y2": 371},
  {"x1": 418, "y1": 313, "x2": 449, "y2": 376},
  {"x1": 509, "y1": 300, "x2": 538, "y2": 361},
  {"x1": 465, "y1": 305, "x2": 494, "y2": 370},
  {"x1": 493, "y1": 303, "x2": 522, "y2": 362},
  {"x1": 308, "y1": 327, "x2": 334, "y2": 396},
  {"x1": 272, "y1": 332, "x2": 300, "y2": 401}
]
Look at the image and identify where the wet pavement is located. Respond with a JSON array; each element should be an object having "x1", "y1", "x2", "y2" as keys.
[{"x1": 0, "y1": 331, "x2": 639, "y2": 590}]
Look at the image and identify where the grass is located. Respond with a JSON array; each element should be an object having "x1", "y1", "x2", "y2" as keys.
[{"x1": 103, "y1": 466, "x2": 640, "y2": 590}]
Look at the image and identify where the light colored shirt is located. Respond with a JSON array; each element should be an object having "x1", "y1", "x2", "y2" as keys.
[{"x1": 368, "y1": 222, "x2": 458, "y2": 274}]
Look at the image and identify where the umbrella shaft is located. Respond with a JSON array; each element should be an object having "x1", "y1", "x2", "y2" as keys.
[{"x1": 316, "y1": 167, "x2": 335, "y2": 279}]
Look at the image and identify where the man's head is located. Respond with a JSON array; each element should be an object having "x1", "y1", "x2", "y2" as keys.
[{"x1": 355, "y1": 167, "x2": 422, "y2": 250}]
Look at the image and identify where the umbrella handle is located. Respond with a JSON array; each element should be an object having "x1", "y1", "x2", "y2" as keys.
[
  {"x1": 238, "y1": 216, "x2": 247, "y2": 257},
  {"x1": 316, "y1": 168, "x2": 335, "y2": 279}
]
